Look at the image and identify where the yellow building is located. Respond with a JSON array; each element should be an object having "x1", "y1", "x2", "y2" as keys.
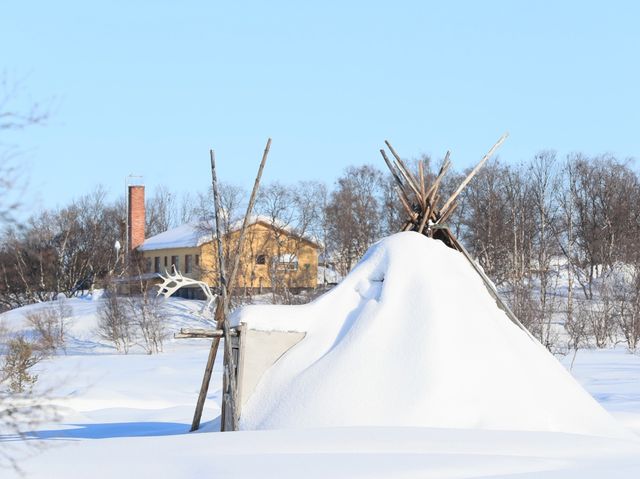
[{"x1": 138, "y1": 216, "x2": 321, "y2": 296}]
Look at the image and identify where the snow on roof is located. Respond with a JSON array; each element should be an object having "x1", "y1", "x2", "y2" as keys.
[
  {"x1": 138, "y1": 222, "x2": 212, "y2": 251},
  {"x1": 138, "y1": 215, "x2": 321, "y2": 252},
  {"x1": 232, "y1": 232, "x2": 631, "y2": 438}
]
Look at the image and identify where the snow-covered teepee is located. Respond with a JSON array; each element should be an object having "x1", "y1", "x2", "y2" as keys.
[
  {"x1": 229, "y1": 136, "x2": 630, "y2": 439},
  {"x1": 233, "y1": 232, "x2": 629, "y2": 438}
]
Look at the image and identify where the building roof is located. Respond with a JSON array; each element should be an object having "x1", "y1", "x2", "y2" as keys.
[
  {"x1": 138, "y1": 216, "x2": 321, "y2": 252},
  {"x1": 138, "y1": 223, "x2": 212, "y2": 251}
]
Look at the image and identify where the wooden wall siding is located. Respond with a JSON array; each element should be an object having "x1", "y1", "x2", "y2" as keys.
[{"x1": 141, "y1": 222, "x2": 319, "y2": 289}]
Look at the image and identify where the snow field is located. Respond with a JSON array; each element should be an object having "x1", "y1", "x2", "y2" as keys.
[{"x1": 1, "y1": 234, "x2": 640, "y2": 477}]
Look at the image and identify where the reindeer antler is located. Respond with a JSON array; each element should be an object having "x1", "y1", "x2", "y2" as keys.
[{"x1": 156, "y1": 265, "x2": 217, "y2": 316}]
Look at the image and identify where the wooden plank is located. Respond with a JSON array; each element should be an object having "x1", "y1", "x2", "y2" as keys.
[{"x1": 175, "y1": 328, "x2": 239, "y2": 339}]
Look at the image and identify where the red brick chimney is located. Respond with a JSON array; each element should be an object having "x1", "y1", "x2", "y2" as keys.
[{"x1": 128, "y1": 185, "x2": 145, "y2": 251}]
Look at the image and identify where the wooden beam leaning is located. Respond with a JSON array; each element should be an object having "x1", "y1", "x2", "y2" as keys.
[
  {"x1": 211, "y1": 149, "x2": 241, "y2": 431},
  {"x1": 190, "y1": 151, "x2": 226, "y2": 432},
  {"x1": 384, "y1": 140, "x2": 423, "y2": 203},
  {"x1": 380, "y1": 149, "x2": 412, "y2": 204},
  {"x1": 418, "y1": 160, "x2": 426, "y2": 206},
  {"x1": 218, "y1": 137, "x2": 270, "y2": 431},
  {"x1": 437, "y1": 200, "x2": 459, "y2": 226},
  {"x1": 439, "y1": 133, "x2": 508, "y2": 219},
  {"x1": 425, "y1": 151, "x2": 451, "y2": 201},
  {"x1": 190, "y1": 139, "x2": 272, "y2": 432},
  {"x1": 417, "y1": 153, "x2": 451, "y2": 233},
  {"x1": 226, "y1": 138, "x2": 271, "y2": 303},
  {"x1": 396, "y1": 186, "x2": 418, "y2": 221}
]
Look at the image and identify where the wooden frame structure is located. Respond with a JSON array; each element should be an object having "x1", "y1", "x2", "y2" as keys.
[
  {"x1": 379, "y1": 133, "x2": 533, "y2": 337},
  {"x1": 182, "y1": 133, "x2": 536, "y2": 433},
  {"x1": 188, "y1": 138, "x2": 271, "y2": 432}
]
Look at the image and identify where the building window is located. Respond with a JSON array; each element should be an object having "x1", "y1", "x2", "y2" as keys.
[
  {"x1": 164, "y1": 256, "x2": 168, "y2": 267},
  {"x1": 154, "y1": 257, "x2": 160, "y2": 273},
  {"x1": 171, "y1": 255, "x2": 180, "y2": 271},
  {"x1": 145, "y1": 258, "x2": 152, "y2": 273},
  {"x1": 276, "y1": 253, "x2": 298, "y2": 271},
  {"x1": 256, "y1": 254, "x2": 266, "y2": 265},
  {"x1": 195, "y1": 254, "x2": 199, "y2": 266},
  {"x1": 185, "y1": 254, "x2": 192, "y2": 273}
]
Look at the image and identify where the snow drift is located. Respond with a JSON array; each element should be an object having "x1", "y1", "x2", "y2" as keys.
[{"x1": 232, "y1": 232, "x2": 629, "y2": 438}]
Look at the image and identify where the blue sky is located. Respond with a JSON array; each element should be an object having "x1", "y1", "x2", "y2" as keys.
[{"x1": 1, "y1": 1, "x2": 638, "y2": 212}]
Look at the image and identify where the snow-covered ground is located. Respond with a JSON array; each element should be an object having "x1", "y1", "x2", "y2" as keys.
[{"x1": 0, "y1": 291, "x2": 639, "y2": 477}]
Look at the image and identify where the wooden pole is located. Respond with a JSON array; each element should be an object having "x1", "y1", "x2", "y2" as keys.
[
  {"x1": 384, "y1": 141, "x2": 423, "y2": 202},
  {"x1": 190, "y1": 150, "x2": 236, "y2": 432},
  {"x1": 418, "y1": 160, "x2": 426, "y2": 206},
  {"x1": 396, "y1": 186, "x2": 418, "y2": 221},
  {"x1": 439, "y1": 133, "x2": 508, "y2": 217},
  {"x1": 210, "y1": 150, "x2": 241, "y2": 431},
  {"x1": 425, "y1": 152, "x2": 451, "y2": 201},
  {"x1": 190, "y1": 139, "x2": 272, "y2": 432},
  {"x1": 225, "y1": 138, "x2": 271, "y2": 303},
  {"x1": 380, "y1": 149, "x2": 412, "y2": 204}
]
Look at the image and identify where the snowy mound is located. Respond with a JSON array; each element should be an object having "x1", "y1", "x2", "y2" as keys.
[{"x1": 232, "y1": 232, "x2": 630, "y2": 438}]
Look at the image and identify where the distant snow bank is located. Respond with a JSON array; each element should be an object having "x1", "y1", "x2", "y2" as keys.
[{"x1": 235, "y1": 232, "x2": 632, "y2": 439}]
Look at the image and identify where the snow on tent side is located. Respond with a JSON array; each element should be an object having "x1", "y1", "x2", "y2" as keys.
[{"x1": 231, "y1": 232, "x2": 632, "y2": 439}]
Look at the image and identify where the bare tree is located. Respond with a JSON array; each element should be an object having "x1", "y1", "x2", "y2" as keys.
[
  {"x1": 0, "y1": 73, "x2": 57, "y2": 472},
  {"x1": 611, "y1": 261, "x2": 640, "y2": 351},
  {"x1": 586, "y1": 279, "x2": 618, "y2": 348},
  {"x1": 527, "y1": 151, "x2": 562, "y2": 348},
  {"x1": 255, "y1": 182, "x2": 297, "y2": 301},
  {"x1": 97, "y1": 282, "x2": 134, "y2": 354},
  {"x1": 146, "y1": 185, "x2": 178, "y2": 238},
  {"x1": 0, "y1": 190, "x2": 125, "y2": 307},
  {"x1": 460, "y1": 159, "x2": 513, "y2": 286},
  {"x1": 325, "y1": 165, "x2": 385, "y2": 275}
]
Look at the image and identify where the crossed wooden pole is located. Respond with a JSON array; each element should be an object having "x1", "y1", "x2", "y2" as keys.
[
  {"x1": 190, "y1": 138, "x2": 271, "y2": 432},
  {"x1": 381, "y1": 133, "x2": 509, "y2": 237},
  {"x1": 190, "y1": 132, "x2": 523, "y2": 431},
  {"x1": 381, "y1": 133, "x2": 534, "y2": 337}
]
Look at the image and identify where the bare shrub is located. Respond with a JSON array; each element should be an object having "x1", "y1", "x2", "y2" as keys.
[
  {"x1": 98, "y1": 287, "x2": 134, "y2": 354},
  {"x1": 25, "y1": 299, "x2": 72, "y2": 353},
  {"x1": 128, "y1": 293, "x2": 168, "y2": 354}
]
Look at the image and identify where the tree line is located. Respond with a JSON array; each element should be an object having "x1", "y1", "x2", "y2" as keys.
[{"x1": 1, "y1": 152, "x2": 639, "y2": 351}]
